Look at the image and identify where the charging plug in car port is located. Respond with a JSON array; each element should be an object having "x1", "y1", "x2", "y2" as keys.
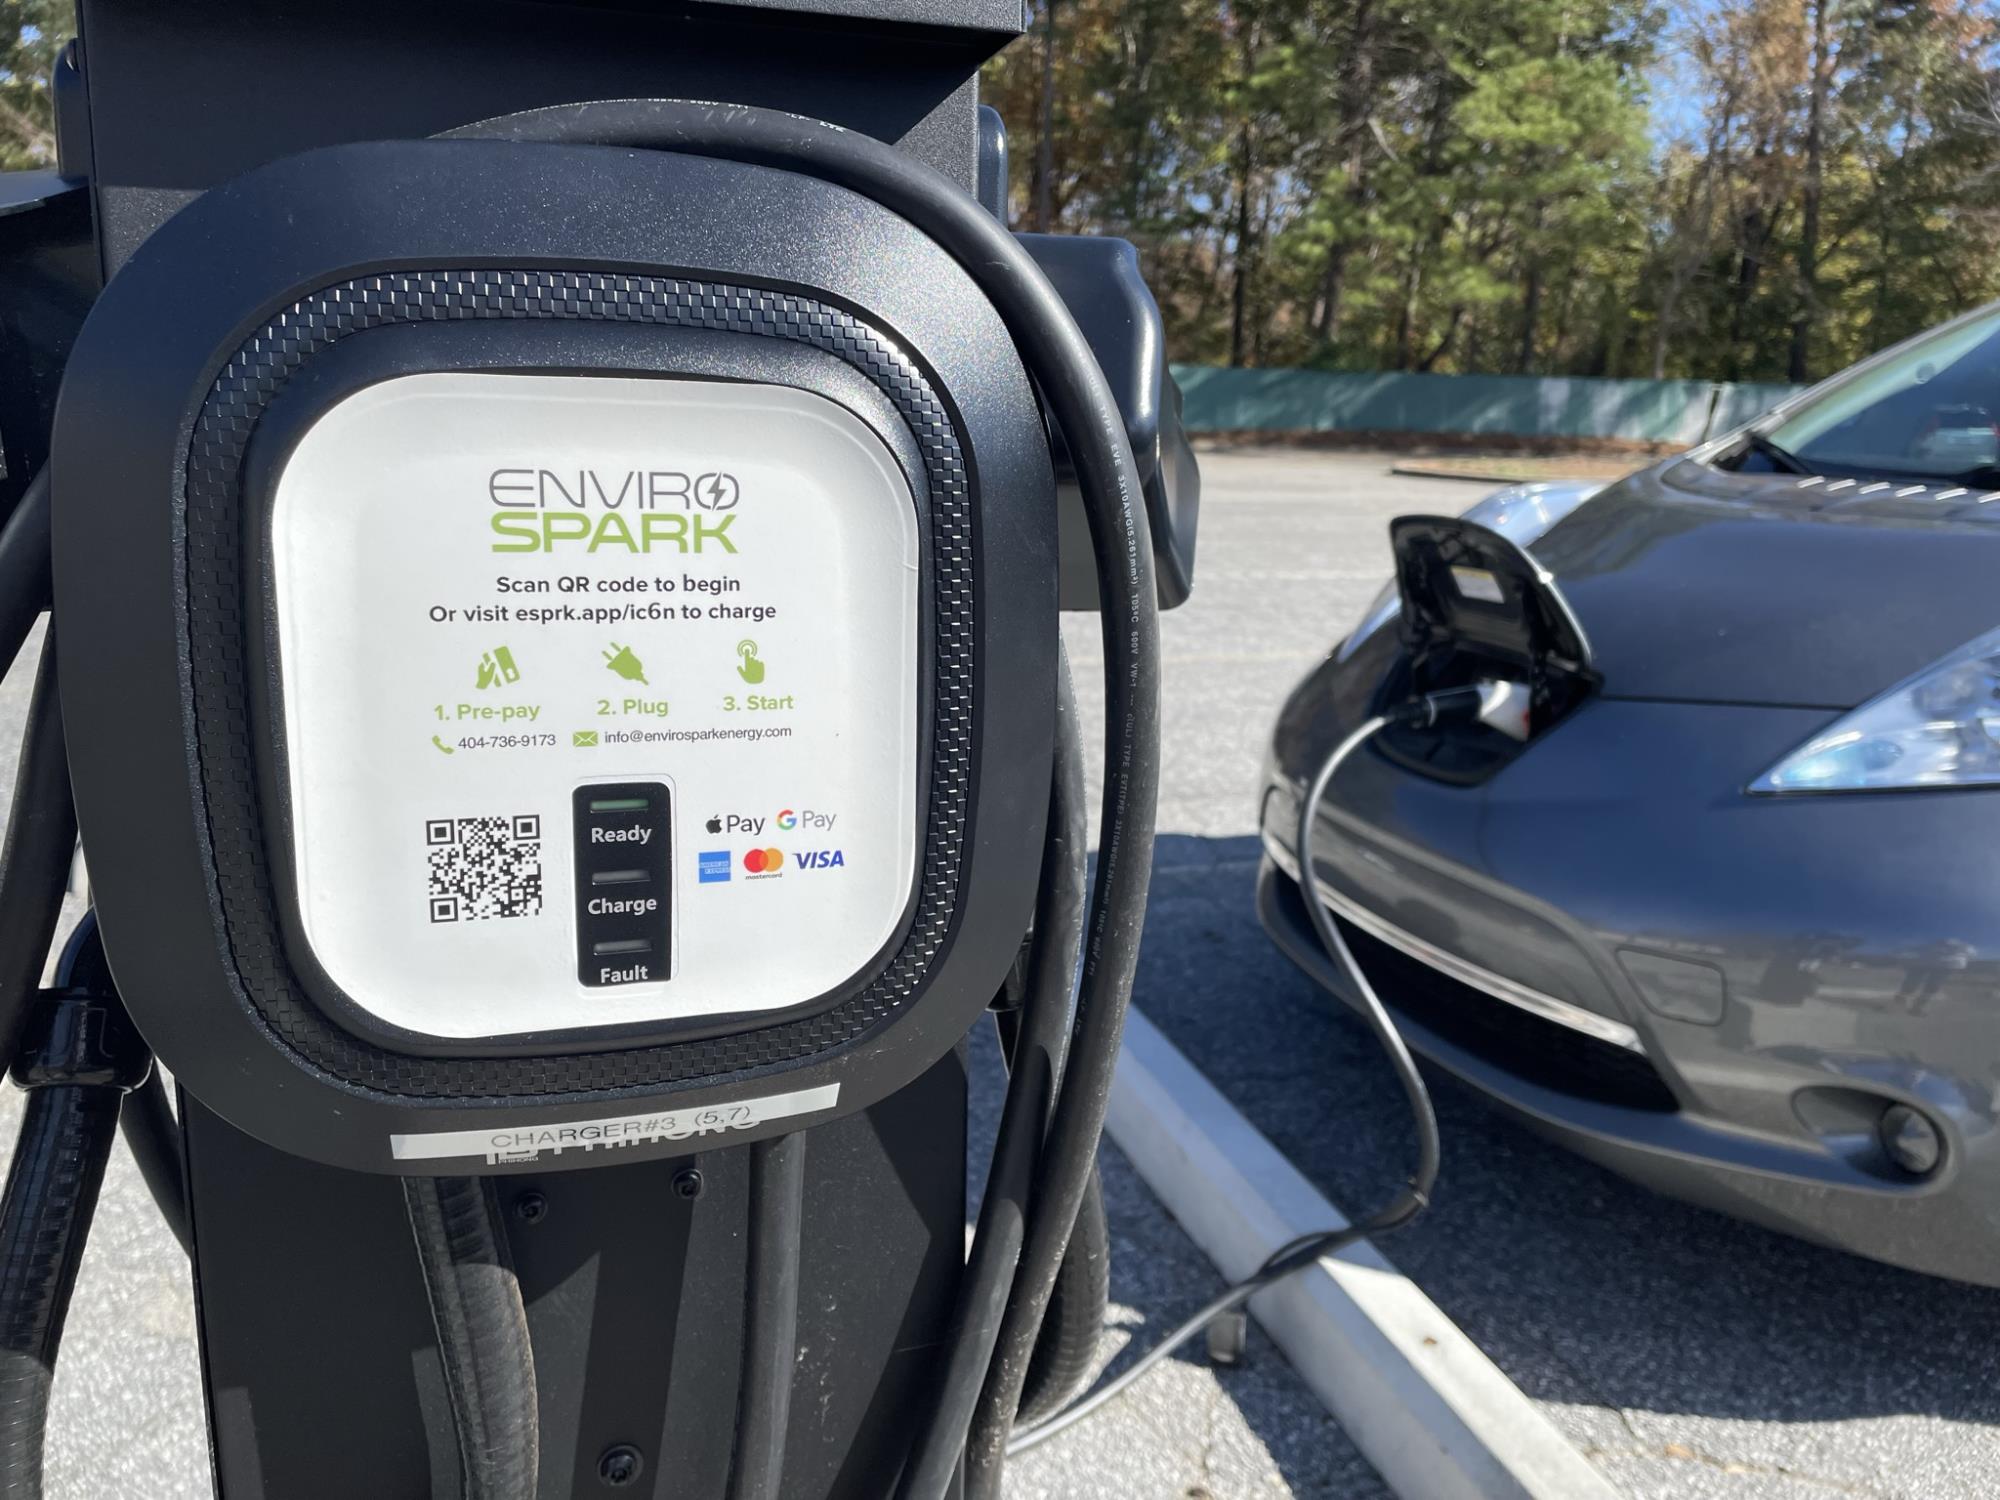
[
  {"x1": 1374, "y1": 516, "x2": 1599, "y2": 784},
  {"x1": 1794, "y1": 1087, "x2": 1946, "y2": 1182}
]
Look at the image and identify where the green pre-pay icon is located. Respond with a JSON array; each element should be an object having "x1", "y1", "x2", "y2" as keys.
[
  {"x1": 736, "y1": 639, "x2": 765, "y2": 685},
  {"x1": 476, "y1": 645, "x2": 520, "y2": 691},
  {"x1": 603, "y1": 643, "x2": 648, "y2": 685}
]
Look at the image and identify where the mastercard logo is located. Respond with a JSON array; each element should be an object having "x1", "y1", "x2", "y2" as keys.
[{"x1": 742, "y1": 847, "x2": 786, "y2": 874}]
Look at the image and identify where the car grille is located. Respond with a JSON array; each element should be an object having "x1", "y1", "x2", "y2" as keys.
[{"x1": 1289, "y1": 881, "x2": 1680, "y2": 1112}]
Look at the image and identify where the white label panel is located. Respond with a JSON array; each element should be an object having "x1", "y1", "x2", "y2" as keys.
[
  {"x1": 271, "y1": 374, "x2": 921, "y2": 1038},
  {"x1": 389, "y1": 1083, "x2": 843, "y2": 1164}
]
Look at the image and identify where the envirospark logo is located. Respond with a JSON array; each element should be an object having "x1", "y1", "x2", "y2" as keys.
[{"x1": 487, "y1": 467, "x2": 740, "y2": 554}]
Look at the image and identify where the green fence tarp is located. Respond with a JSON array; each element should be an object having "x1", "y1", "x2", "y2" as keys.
[{"x1": 1169, "y1": 364, "x2": 1803, "y2": 444}]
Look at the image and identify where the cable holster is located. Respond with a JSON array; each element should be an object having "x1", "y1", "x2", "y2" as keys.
[{"x1": 10, "y1": 988, "x2": 150, "y2": 1095}]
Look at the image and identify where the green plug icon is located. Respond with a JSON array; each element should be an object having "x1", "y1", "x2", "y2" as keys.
[
  {"x1": 603, "y1": 643, "x2": 648, "y2": 685},
  {"x1": 736, "y1": 639, "x2": 765, "y2": 685}
]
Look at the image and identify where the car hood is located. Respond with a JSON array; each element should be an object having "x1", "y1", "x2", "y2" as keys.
[{"x1": 1528, "y1": 460, "x2": 2000, "y2": 708}]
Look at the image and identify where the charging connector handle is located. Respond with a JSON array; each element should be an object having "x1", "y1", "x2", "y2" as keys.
[
  {"x1": 1387, "y1": 678, "x2": 1531, "y2": 740},
  {"x1": 1390, "y1": 685, "x2": 1480, "y2": 728}
]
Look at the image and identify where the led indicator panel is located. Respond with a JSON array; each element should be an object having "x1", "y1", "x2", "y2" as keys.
[{"x1": 573, "y1": 782, "x2": 672, "y2": 988}]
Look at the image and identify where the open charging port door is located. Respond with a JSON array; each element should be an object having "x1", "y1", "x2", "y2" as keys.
[{"x1": 1375, "y1": 515, "x2": 1599, "y2": 783}]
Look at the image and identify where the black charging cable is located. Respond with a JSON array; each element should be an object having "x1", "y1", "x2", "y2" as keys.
[
  {"x1": 1006, "y1": 683, "x2": 1507, "y2": 1457},
  {"x1": 0, "y1": 977, "x2": 153, "y2": 1499},
  {"x1": 54, "y1": 913, "x2": 189, "y2": 1256},
  {"x1": 0, "y1": 471, "x2": 50, "y2": 691},
  {"x1": 402, "y1": 1176, "x2": 539, "y2": 1500},
  {"x1": 895, "y1": 647, "x2": 1090, "y2": 1500},
  {"x1": 0, "y1": 473, "x2": 194, "y2": 1262},
  {"x1": 726, "y1": 1132, "x2": 808, "y2": 1500},
  {"x1": 0, "y1": 479, "x2": 173, "y2": 1499},
  {"x1": 0, "y1": 506, "x2": 70, "y2": 1083},
  {"x1": 990, "y1": 649, "x2": 1110, "y2": 1432},
  {"x1": 447, "y1": 101, "x2": 1161, "y2": 1500}
]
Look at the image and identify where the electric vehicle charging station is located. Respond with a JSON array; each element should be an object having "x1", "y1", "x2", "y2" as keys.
[
  {"x1": 0, "y1": 7, "x2": 1637, "y2": 1494},
  {"x1": 0, "y1": 2, "x2": 1210, "y2": 1496}
]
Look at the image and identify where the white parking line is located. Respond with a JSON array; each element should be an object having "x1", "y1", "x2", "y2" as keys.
[{"x1": 1107, "y1": 1007, "x2": 1620, "y2": 1500}]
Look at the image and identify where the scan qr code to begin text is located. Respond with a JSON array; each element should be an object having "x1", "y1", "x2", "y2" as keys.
[{"x1": 426, "y1": 815, "x2": 544, "y2": 923}]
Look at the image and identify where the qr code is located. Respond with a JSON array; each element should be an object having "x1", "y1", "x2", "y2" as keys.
[{"x1": 426, "y1": 815, "x2": 543, "y2": 923}]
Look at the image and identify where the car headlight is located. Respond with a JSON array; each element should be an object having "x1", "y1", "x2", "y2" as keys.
[
  {"x1": 1335, "y1": 480, "x2": 1600, "y2": 662},
  {"x1": 1753, "y1": 626, "x2": 2000, "y2": 792}
]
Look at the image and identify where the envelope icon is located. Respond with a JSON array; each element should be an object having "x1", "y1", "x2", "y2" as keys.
[{"x1": 573, "y1": 731, "x2": 599, "y2": 748}]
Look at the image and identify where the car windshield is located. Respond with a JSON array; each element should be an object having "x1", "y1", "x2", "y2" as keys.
[{"x1": 1726, "y1": 304, "x2": 2000, "y2": 486}]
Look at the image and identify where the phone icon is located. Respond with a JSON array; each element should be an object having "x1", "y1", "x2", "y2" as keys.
[{"x1": 431, "y1": 735, "x2": 455, "y2": 756}]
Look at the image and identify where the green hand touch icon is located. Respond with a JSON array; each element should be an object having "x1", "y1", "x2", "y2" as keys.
[
  {"x1": 736, "y1": 639, "x2": 765, "y2": 685},
  {"x1": 603, "y1": 643, "x2": 648, "y2": 685}
]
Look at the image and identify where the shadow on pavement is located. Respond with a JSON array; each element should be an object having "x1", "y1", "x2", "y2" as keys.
[
  {"x1": 1136, "y1": 831, "x2": 2000, "y2": 1441},
  {"x1": 967, "y1": 1014, "x2": 1393, "y2": 1499}
]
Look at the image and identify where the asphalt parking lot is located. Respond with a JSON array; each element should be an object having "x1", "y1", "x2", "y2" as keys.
[
  {"x1": 1056, "y1": 446, "x2": 2000, "y2": 1499},
  {"x1": 9, "y1": 446, "x2": 2000, "y2": 1498}
]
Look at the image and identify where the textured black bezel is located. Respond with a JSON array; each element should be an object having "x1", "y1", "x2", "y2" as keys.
[
  {"x1": 237, "y1": 319, "x2": 942, "y2": 1062},
  {"x1": 208, "y1": 278, "x2": 962, "y2": 1077},
  {"x1": 54, "y1": 139, "x2": 1056, "y2": 1171}
]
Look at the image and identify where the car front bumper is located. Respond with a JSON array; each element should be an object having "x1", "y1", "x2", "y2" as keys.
[{"x1": 1259, "y1": 648, "x2": 2000, "y2": 1285}]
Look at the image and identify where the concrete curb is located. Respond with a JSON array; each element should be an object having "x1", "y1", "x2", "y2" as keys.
[
  {"x1": 1106, "y1": 1007, "x2": 1619, "y2": 1500},
  {"x1": 1387, "y1": 462, "x2": 1630, "y2": 484},
  {"x1": 1387, "y1": 462, "x2": 1531, "y2": 484}
]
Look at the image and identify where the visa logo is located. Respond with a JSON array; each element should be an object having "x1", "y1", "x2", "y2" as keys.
[{"x1": 795, "y1": 850, "x2": 846, "y2": 871}]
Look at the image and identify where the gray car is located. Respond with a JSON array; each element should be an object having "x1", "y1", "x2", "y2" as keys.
[{"x1": 1259, "y1": 301, "x2": 2000, "y2": 1285}]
